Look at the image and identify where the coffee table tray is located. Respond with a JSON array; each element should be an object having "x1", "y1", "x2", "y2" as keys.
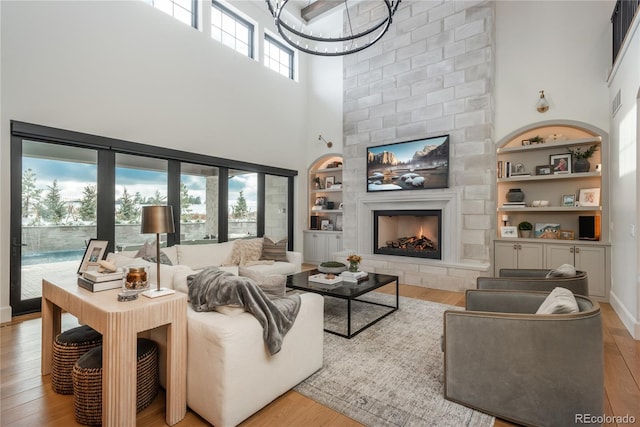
[{"x1": 308, "y1": 273, "x2": 342, "y2": 285}]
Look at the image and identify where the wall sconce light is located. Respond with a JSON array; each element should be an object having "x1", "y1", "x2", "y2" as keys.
[
  {"x1": 318, "y1": 134, "x2": 333, "y2": 148},
  {"x1": 536, "y1": 90, "x2": 549, "y2": 113},
  {"x1": 502, "y1": 214, "x2": 510, "y2": 226}
]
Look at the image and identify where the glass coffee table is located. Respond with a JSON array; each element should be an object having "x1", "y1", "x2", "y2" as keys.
[{"x1": 286, "y1": 270, "x2": 399, "y2": 338}]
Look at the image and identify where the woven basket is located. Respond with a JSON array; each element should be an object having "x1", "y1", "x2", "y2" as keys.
[
  {"x1": 72, "y1": 338, "x2": 159, "y2": 426},
  {"x1": 51, "y1": 325, "x2": 102, "y2": 395}
]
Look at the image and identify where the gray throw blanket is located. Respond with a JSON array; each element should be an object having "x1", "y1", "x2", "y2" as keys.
[{"x1": 187, "y1": 267, "x2": 301, "y2": 355}]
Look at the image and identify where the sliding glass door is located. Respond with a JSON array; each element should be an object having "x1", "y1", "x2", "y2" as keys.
[{"x1": 11, "y1": 140, "x2": 98, "y2": 314}]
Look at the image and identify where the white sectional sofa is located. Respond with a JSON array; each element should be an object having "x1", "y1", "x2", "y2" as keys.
[{"x1": 109, "y1": 240, "x2": 324, "y2": 427}]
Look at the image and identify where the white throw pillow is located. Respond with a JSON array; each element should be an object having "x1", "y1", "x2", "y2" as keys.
[
  {"x1": 536, "y1": 287, "x2": 579, "y2": 314},
  {"x1": 545, "y1": 264, "x2": 577, "y2": 278},
  {"x1": 176, "y1": 241, "x2": 235, "y2": 269}
]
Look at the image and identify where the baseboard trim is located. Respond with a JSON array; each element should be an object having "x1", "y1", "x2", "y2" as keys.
[
  {"x1": 1, "y1": 305, "x2": 13, "y2": 324},
  {"x1": 608, "y1": 290, "x2": 640, "y2": 340}
]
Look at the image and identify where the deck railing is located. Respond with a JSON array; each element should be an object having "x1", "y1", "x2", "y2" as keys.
[{"x1": 611, "y1": 0, "x2": 640, "y2": 64}]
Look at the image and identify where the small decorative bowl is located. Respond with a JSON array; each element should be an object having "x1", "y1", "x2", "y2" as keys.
[{"x1": 317, "y1": 264, "x2": 347, "y2": 274}]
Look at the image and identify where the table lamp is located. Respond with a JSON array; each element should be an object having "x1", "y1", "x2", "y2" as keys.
[{"x1": 140, "y1": 205, "x2": 176, "y2": 298}]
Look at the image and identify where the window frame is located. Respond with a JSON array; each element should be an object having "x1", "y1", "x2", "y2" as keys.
[
  {"x1": 211, "y1": 0, "x2": 255, "y2": 59},
  {"x1": 264, "y1": 33, "x2": 295, "y2": 80}
]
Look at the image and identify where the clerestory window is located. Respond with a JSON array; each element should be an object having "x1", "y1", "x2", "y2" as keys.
[
  {"x1": 211, "y1": 0, "x2": 254, "y2": 58},
  {"x1": 264, "y1": 33, "x2": 294, "y2": 80},
  {"x1": 145, "y1": 0, "x2": 196, "y2": 28}
]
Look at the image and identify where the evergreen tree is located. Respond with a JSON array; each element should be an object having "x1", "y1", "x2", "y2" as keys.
[
  {"x1": 79, "y1": 184, "x2": 97, "y2": 222},
  {"x1": 180, "y1": 183, "x2": 192, "y2": 216},
  {"x1": 147, "y1": 190, "x2": 166, "y2": 205},
  {"x1": 232, "y1": 190, "x2": 249, "y2": 219},
  {"x1": 42, "y1": 180, "x2": 67, "y2": 224},
  {"x1": 21, "y1": 168, "x2": 42, "y2": 219},
  {"x1": 134, "y1": 191, "x2": 145, "y2": 205},
  {"x1": 117, "y1": 187, "x2": 139, "y2": 222}
]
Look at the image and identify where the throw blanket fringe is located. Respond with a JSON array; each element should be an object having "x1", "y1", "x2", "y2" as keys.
[{"x1": 187, "y1": 267, "x2": 301, "y2": 355}]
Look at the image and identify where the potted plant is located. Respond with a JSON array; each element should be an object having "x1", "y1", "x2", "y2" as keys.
[
  {"x1": 518, "y1": 221, "x2": 533, "y2": 238},
  {"x1": 529, "y1": 135, "x2": 544, "y2": 144},
  {"x1": 568, "y1": 144, "x2": 598, "y2": 173}
]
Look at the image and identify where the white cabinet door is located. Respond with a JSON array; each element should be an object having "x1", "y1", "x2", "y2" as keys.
[
  {"x1": 575, "y1": 245, "x2": 606, "y2": 298},
  {"x1": 544, "y1": 244, "x2": 575, "y2": 267},
  {"x1": 494, "y1": 242, "x2": 518, "y2": 275},
  {"x1": 517, "y1": 243, "x2": 544, "y2": 269},
  {"x1": 326, "y1": 233, "x2": 343, "y2": 260},
  {"x1": 303, "y1": 232, "x2": 322, "y2": 264}
]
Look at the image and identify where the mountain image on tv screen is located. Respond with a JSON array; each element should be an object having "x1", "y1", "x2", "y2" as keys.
[{"x1": 366, "y1": 135, "x2": 449, "y2": 192}]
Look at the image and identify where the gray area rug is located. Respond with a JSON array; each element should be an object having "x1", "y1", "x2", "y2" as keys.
[{"x1": 293, "y1": 292, "x2": 495, "y2": 427}]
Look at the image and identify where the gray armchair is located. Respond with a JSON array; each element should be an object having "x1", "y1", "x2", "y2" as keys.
[
  {"x1": 477, "y1": 268, "x2": 589, "y2": 296},
  {"x1": 443, "y1": 289, "x2": 603, "y2": 427}
]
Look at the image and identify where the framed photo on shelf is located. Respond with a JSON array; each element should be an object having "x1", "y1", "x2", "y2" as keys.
[
  {"x1": 549, "y1": 153, "x2": 572, "y2": 174},
  {"x1": 534, "y1": 223, "x2": 560, "y2": 239},
  {"x1": 558, "y1": 229, "x2": 575, "y2": 240},
  {"x1": 500, "y1": 226, "x2": 518, "y2": 238},
  {"x1": 77, "y1": 239, "x2": 109, "y2": 274},
  {"x1": 325, "y1": 176, "x2": 335, "y2": 189},
  {"x1": 578, "y1": 188, "x2": 600, "y2": 206},
  {"x1": 320, "y1": 219, "x2": 330, "y2": 230},
  {"x1": 561, "y1": 194, "x2": 576, "y2": 207},
  {"x1": 535, "y1": 165, "x2": 553, "y2": 176}
]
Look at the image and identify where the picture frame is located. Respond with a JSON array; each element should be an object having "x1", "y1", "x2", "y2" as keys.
[
  {"x1": 562, "y1": 194, "x2": 576, "y2": 207},
  {"x1": 578, "y1": 188, "x2": 600, "y2": 207},
  {"x1": 320, "y1": 219, "x2": 330, "y2": 230},
  {"x1": 549, "y1": 153, "x2": 572, "y2": 174},
  {"x1": 558, "y1": 229, "x2": 575, "y2": 240},
  {"x1": 535, "y1": 165, "x2": 553, "y2": 176},
  {"x1": 325, "y1": 176, "x2": 335, "y2": 188},
  {"x1": 78, "y1": 239, "x2": 109, "y2": 274},
  {"x1": 534, "y1": 223, "x2": 560, "y2": 239},
  {"x1": 500, "y1": 226, "x2": 518, "y2": 238},
  {"x1": 521, "y1": 139, "x2": 531, "y2": 146}
]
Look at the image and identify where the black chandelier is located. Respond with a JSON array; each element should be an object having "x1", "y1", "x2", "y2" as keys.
[{"x1": 265, "y1": 0, "x2": 402, "y2": 57}]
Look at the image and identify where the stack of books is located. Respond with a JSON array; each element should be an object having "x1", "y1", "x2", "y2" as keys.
[
  {"x1": 502, "y1": 201, "x2": 526, "y2": 208},
  {"x1": 78, "y1": 270, "x2": 124, "y2": 292},
  {"x1": 340, "y1": 271, "x2": 368, "y2": 283}
]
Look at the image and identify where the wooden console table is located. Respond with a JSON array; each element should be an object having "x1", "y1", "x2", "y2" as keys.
[{"x1": 41, "y1": 276, "x2": 187, "y2": 426}]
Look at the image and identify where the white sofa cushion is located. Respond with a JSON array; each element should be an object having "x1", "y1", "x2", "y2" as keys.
[
  {"x1": 176, "y1": 241, "x2": 235, "y2": 269},
  {"x1": 238, "y1": 266, "x2": 286, "y2": 297}
]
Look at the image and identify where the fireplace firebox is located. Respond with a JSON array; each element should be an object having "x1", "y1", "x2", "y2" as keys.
[{"x1": 373, "y1": 210, "x2": 442, "y2": 260}]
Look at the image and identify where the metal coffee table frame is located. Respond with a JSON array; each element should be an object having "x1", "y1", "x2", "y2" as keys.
[{"x1": 286, "y1": 270, "x2": 399, "y2": 338}]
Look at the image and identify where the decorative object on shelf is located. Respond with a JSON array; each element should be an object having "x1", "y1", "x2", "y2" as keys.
[
  {"x1": 313, "y1": 176, "x2": 322, "y2": 189},
  {"x1": 568, "y1": 144, "x2": 599, "y2": 173},
  {"x1": 529, "y1": 135, "x2": 545, "y2": 144},
  {"x1": 318, "y1": 134, "x2": 333, "y2": 148},
  {"x1": 531, "y1": 200, "x2": 549, "y2": 207},
  {"x1": 534, "y1": 223, "x2": 560, "y2": 239},
  {"x1": 78, "y1": 239, "x2": 109, "y2": 274},
  {"x1": 325, "y1": 176, "x2": 335, "y2": 188},
  {"x1": 140, "y1": 205, "x2": 176, "y2": 298},
  {"x1": 518, "y1": 221, "x2": 533, "y2": 238},
  {"x1": 536, "y1": 90, "x2": 549, "y2": 113},
  {"x1": 336, "y1": 214, "x2": 343, "y2": 230},
  {"x1": 317, "y1": 261, "x2": 347, "y2": 274},
  {"x1": 346, "y1": 253, "x2": 362, "y2": 272},
  {"x1": 320, "y1": 219, "x2": 330, "y2": 230},
  {"x1": 546, "y1": 133, "x2": 566, "y2": 141},
  {"x1": 558, "y1": 229, "x2": 575, "y2": 240},
  {"x1": 550, "y1": 153, "x2": 572, "y2": 174},
  {"x1": 535, "y1": 164, "x2": 553, "y2": 175},
  {"x1": 506, "y1": 188, "x2": 525, "y2": 202},
  {"x1": 265, "y1": 0, "x2": 402, "y2": 57},
  {"x1": 500, "y1": 226, "x2": 518, "y2": 238},
  {"x1": 562, "y1": 194, "x2": 576, "y2": 207},
  {"x1": 502, "y1": 214, "x2": 510, "y2": 226},
  {"x1": 578, "y1": 188, "x2": 600, "y2": 207}
]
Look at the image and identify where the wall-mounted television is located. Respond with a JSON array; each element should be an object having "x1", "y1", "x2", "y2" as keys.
[{"x1": 367, "y1": 135, "x2": 450, "y2": 192}]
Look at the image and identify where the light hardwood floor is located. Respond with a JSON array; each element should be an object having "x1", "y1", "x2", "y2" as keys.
[{"x1": 1, "y1": 282, "x2": 638, "y2": 427}]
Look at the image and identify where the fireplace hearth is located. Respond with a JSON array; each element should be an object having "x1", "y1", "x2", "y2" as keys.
[{"x1": 373, "y1": 210, "x2": 442, "y2": 260}]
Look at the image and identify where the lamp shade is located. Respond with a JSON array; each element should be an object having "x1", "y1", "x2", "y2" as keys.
[{"x1": 141, "y1": 206, "x2": 175, "y2": 234}]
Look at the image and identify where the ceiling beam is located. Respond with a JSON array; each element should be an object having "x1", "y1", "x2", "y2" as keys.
[{"x1": 301, "y1": 0, "x2": 343, "y2": 22}]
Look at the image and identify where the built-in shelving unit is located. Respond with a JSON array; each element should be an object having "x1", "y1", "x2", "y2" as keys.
[
  {"x1": 304, "y1": 155, "x2": 344, "y2": 264},
  {"x1": 494, "y1": 122, "x2": 610, "y2": 300}
]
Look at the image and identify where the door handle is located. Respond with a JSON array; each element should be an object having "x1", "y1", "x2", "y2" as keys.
[
  {"x1": 575, "y1": 247, "x2": 580, "y2": 254},
  {"x1": 12, "y1": 239, "x2": 26, "y2": 247}
]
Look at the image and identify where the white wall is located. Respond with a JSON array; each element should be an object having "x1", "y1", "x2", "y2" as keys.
[
  {"x1": 607, "y1": 13, "x2": 640, "y2": 339},
  {"x1": 0, "y1": 0, "x2": 343, "y2": 321},
  {"x1": 495, "y1": 0, "x2": 612, "y2": 140}
]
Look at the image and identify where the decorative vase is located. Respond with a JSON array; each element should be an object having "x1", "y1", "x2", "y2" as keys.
[
  {"x1": 124, "y1": 266, "x2": 149, "y2": 291},
  {"x1": 574, "y1": 158, "x2": 591, "y2": 173},
  {"x1": 348, "y1": 261, "x2": 359, "y2": 272},
  {"x1": 506, "y1": 188, "x2": 525, "y2": 202},
  {"x1": 519, "y1": 230, "x2": 532, "y2": 238}
]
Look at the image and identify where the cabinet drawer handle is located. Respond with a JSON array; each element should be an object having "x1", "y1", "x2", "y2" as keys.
[
  {"x1": 570, "y1": 247, "x2": 574, "y2": 253},
  {"x1": 575, "y1": 247, "x2": 580, "y2": 254}
]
